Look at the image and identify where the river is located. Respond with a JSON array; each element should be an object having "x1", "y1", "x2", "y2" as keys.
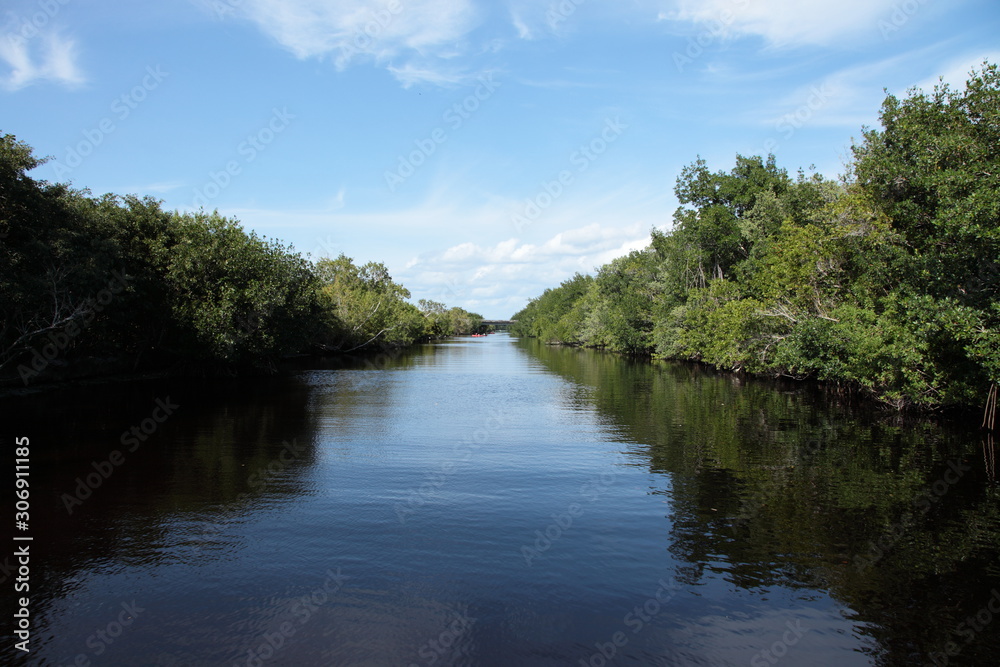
[{"x1": 5, "y1": 333, "x2": 999, "y2": 666}]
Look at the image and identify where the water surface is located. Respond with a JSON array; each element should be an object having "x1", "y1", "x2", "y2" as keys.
[{"x1": 5, "y1": 334, "x2": 999, "y2": 666}]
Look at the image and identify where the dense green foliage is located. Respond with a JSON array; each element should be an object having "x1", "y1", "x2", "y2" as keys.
[
  {"x1": 513, "y1": 62, "x2": 1000, "y2": 410},
  {"x1": 416, "y1": 299, "x2": 487, "y2": 338},
  {"x1": 0, "y1": 135, "x2": 481, "y2": 384}
]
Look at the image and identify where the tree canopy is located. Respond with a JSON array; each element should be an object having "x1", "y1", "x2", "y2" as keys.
[
  {"x1": 513, "y1": 61, "x2": 1000, "y2": 411},
  {"x1": 0, "y1": 138, "x2": 482, "y2": 385}
]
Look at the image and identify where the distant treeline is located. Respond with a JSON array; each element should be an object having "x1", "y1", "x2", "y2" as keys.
[
  {"x1": 512, "y1": 62, "x2": 999, "y2": 411},
  {"x1": 0, "y1": 135, "x2": 482, "y2": 385}
]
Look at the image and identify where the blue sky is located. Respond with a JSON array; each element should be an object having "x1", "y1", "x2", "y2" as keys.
[{"x1": 3, "y1": 0, "x2": 998, "y2": 318}]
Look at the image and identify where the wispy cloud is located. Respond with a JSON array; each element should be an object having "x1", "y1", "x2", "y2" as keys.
[
  {"x1": 503, "y1": 0, "x2": 592, "y2": 40},
  {"x1": 741, "y1": 45, "x2": 990, "y2": 135},
  {"x1": 0, "y1": 29, "x2": 85, "y2": 91},
  {"x1": 665, "y1": 0, "x2": 904, "y2": 48},
  {"x1": 509, "y1": 7, "x2": 533, "y2": 40},
  {"x1": 386, "y1": 62, "x2": 471, "y2": 88},
  {"x1": 213, "y1": 0, "x2": 483, "y2": 86}
]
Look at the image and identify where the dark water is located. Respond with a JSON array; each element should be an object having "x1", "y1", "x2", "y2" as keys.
[{"x1": 3, "y1": 334, "x2": 999, "y2": 666}]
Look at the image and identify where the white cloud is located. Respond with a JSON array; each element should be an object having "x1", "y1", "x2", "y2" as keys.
[
  {"x1": 386, "y1": 62, "x2": 469, "y2": 87},
  {"x1": 510, "y1": 8, "x2": 533, "y2": 40},
  {"x1": 756, "y1": 47, "x2": 1000, "y2": 133},
  {"x1": 667, "y1": 0, "x2": 903, "y2": 48},
  {"x1": 399, "y1": 222, "x2": 651, "y2": 317},
  {"x1": 179, "y1": 168, "x2": 674, "y2": 317},
  {"x1": 220, "y1": 0, "x2": 482, "y2": 86},
  {"x1": 0, "y1": 29, "x2": 85, "y2": 91},
  {"x1": 197, "y1": 198, "x2": 658, "y2": 317},
  {"x1": 503, "y1": 0, "x2": 587, "y2": 39}
]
